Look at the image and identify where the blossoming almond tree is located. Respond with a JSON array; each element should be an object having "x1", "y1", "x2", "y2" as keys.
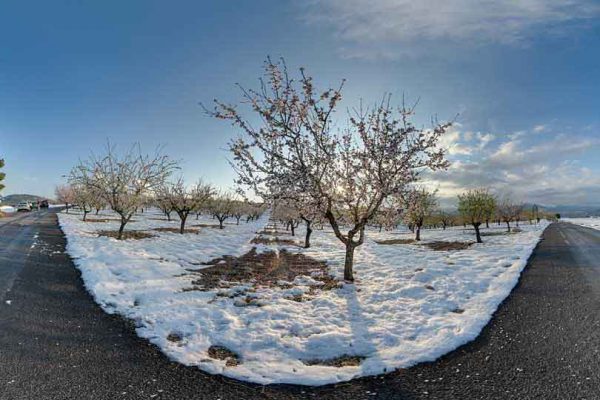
[
  {"x1": 402, "y1": 188, "x2": 438, "y2": 241},
  {"x1": 55, "y1": 184, "x2": 75, "y2": 213},
  {"x1": 71, "y1": 144, "x2": 177, "y2": 239},
  {"x1": 497, "y1": 195, "x2": 524, "y2": 233},
  {"x1": 207, "y1": 192, "x2": 236, "y2": 229},
  {"x1": 158, "y1": 178, "x2": 213, "y2": 233},
  {"x1": 208, "y1": 59, "x2": 451, "y2": 281},
  {"x1": 70, "y1": 183, "x2": 95, "y2": 221},
  {"x1": 458, "y1": 188, "x2": 496, "y2": 243}
]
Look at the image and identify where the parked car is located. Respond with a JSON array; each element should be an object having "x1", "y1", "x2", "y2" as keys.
[{"x1": 16, "y1": 202, "x2": 32, "y2": 212}]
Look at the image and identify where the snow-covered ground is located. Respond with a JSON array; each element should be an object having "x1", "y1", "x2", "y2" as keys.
[
  {"x1": 59, "y1": 210, "x2": 549, "y2": 386},
  {"x1": 563, "y1": 217, "x2": 600, "y2": 231}
]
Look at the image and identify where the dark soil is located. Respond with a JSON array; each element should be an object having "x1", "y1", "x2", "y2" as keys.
[
  {"x1": 375, "y1": 238, "x2": 415, "y2": 245},
  {"x1": 191, "y1": 223, "x2": 223, "y2": 229},
  {"x1": 97, "y1": 230, "x2": 156, "y2": 240},
  {"x1": 256, "y1": 230, "x2": 293, "y2": 236},
  {"x1": 154, "y1": 227, "x2": 199, "y2": 234},
  {"x1": 303, "y1": 355, "x2": 366, "y2": 368},
  {"x1": 481, "y1": 231, "x2": 509, "y2": 237},
  {"x1": 207, "y1": 346, "x2": 240, "y2": 367},
  {"x1": 250, "y1": 237, "x2": 300, "y2": 247},
  {"x1": 422, "y1": 241, "x2": 474, "y2": 251},
  {"x1": 190, "y1": 248, "x2": 337, "y2": 291},
  {"x1": 166, "y1": 332, "x2": 184, "y2": 343},
  {"x1": 83, "y1": 218, "x2": 116, "y2": 223}
]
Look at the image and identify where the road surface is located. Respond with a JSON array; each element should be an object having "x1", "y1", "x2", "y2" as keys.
[{"x1": 0, "y1": 211, "x2": 599, "y2": 399}]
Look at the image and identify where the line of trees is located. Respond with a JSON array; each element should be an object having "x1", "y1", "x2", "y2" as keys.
[{"x1": 64, "y1": 144, "x2": 267, "y2": 238}]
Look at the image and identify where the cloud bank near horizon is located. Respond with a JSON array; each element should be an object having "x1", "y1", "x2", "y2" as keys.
[{"x1": 425, "y1": 123, "x2": 600, "y2": 207}]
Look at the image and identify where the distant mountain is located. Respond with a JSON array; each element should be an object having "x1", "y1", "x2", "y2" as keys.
[
  {"x1": 534, "y1": 204, "x2": 600, "y2": 218},
  {"x1": 0, "y1": 194, "x2": 50, "y2": 205}
]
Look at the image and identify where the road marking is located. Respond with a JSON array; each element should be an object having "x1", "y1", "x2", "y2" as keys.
[{"x1": 559, "y1": 231, "x2": 567, "y2": 240}]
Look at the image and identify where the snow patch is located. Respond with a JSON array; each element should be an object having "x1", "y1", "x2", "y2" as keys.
[
  {"x1": 563, "y1": 217, "x2": 600, "y2": 231},
  {"x1": 58, "y1": 209, "x2": 549, "y2": 385}
]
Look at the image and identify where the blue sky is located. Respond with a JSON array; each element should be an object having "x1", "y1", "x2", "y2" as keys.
[{"x1": 1, "y1": 0, "x2": 599, "y2": 206}]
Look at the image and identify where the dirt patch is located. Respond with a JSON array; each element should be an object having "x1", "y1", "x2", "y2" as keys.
[
  {"x1": 375, "y1": 238, "x2": 415, "y2": 245},
  {"x1": 250, "y1": 237, "x2": 301, "y2": 247},
  {"x1": 190, "y1": 248, "x2": 338, "y2": 291},
  {"x1": 192, "y1": 223, "x2": 222, "y2": 229},
  {"x1": 207, "y1": 345, "x2": 240, "y2": 367},
  {"x1": 167, "y1": 332, "x2": 184, "y2": 342},
  {"x1": 256, "y1": 230, "x2": 293, "y2": 236},
  {"x1": 84, "y1": 218, "x2": 116, "y2": 223},
  {"x1": 97, "y1": 230, "x2": 156, "y2": 240},
  {"x1": 154, "y1": 227, "x2": 199, "y2": 234},
  {"x1": 422, "y1": 241, "x2": 473, "y2": 251},
  {"x1": 481, "y1": 231, "x2": 508, "y2": 237},
  {"x1": 303, "y1": 355, "x2": 365, "y2": 367}
]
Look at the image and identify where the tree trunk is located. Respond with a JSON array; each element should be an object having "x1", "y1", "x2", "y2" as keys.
[
  {"x1": 506, "y1": 221, "x2": 511, "y2": 233},
  {"x1": 236, "y1": 216, "x2": 240, "y2": 225},
  {"x1": 166, "y1": 212, "x2": 171, "y2": 221},
  {"x1": 344, "y1": 243, "x2": 356, "y2": 281},
  {"x1": 474, "y1": 223, "x2": 482, "y2": 243},
  {"x1": 485, "y1": 219, "x2": 489, "y2": 228},
  {"x1": 442, "y1": 222, "x2": 447, "y2": 230},
  {"x1": 95, "y1": 208, "x2": 100, "y2": 215},
  {"x1": 290, "y1": 222, "x2": 295, "y2": 236},
  {"x1": 304, "y1": 220, "x2": 312, "y2": 248},
  {"x1": 118, "y1": 219, "x2": 127, "y2": 240},
  {"x1": 83, "y1": 210, "x2": 89, "y2": 222},
  {"x1": 179, "y1": 214, "x2": 188, "y2": 234},
  {"x1": 415, "y1": 226, "x2": 421, "y2": 241},
  {"x1": 219, "y1": 218, "x2": 224, "y2": 229},
  {"x1": 65, "y1": 203, "x2": 69, "y2": 213}
]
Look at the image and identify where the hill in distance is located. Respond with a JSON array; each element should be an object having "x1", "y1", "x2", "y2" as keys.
[{"x1": 0, "y1": 194, "x2": 52, "y2": 205}]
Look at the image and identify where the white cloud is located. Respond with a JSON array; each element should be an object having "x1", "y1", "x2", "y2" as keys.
[
  {"x1": 427, "y1": 129, "x2": 600, "y2": 206},
  {"x1": 437, "y1": 126, "x2": 497, "y2": 156},
  {"x1": 303, "y1": 0, "x2": 599, "y2": 58}
]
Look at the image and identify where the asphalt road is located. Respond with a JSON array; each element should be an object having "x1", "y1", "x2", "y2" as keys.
[{"x1": 1, "y1": 212, "x2": 599, "y2": 399}]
